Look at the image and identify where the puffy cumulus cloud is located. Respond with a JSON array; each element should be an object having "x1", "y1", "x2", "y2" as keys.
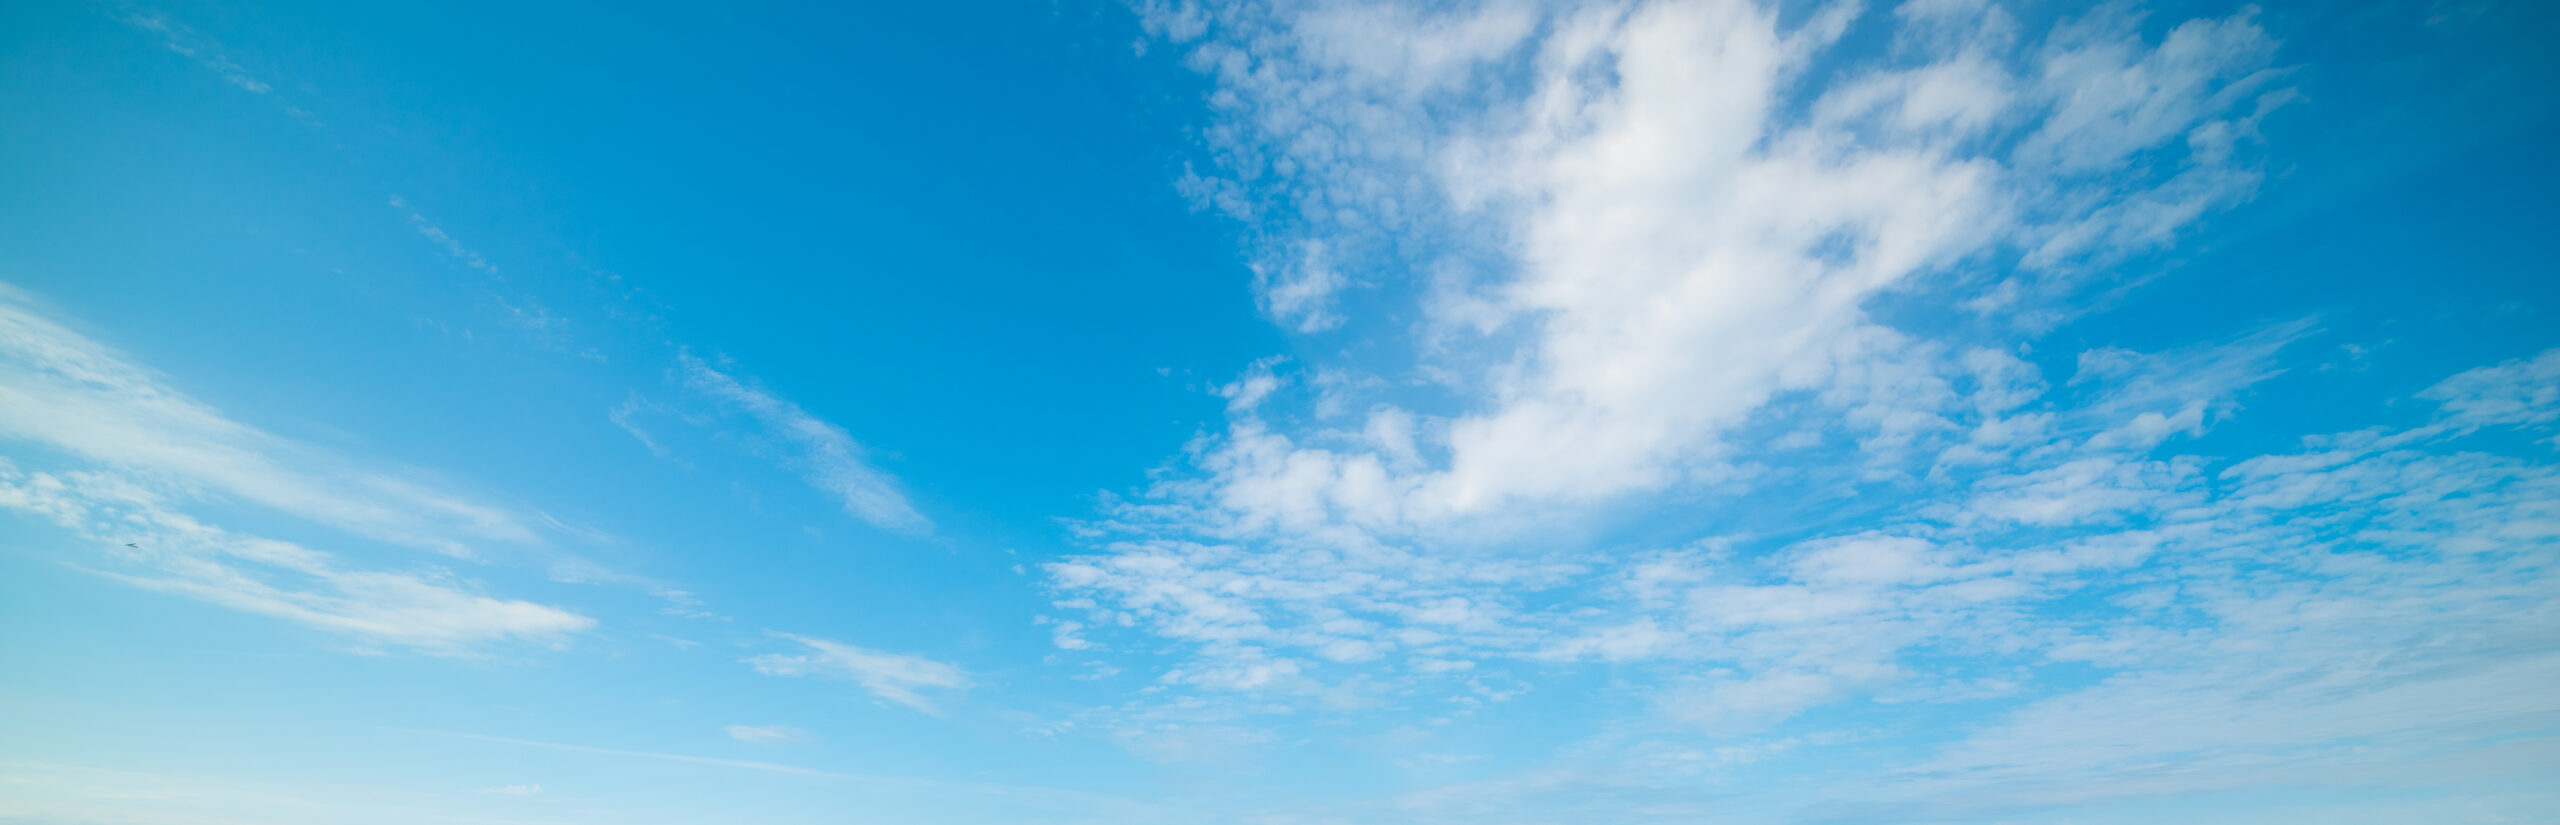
[{"x1": 749, "y1": 633, "x2": 971, "y2": 713}]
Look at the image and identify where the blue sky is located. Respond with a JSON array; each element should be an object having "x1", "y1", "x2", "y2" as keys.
[{"x1": 1, "y1": 0, "x2": 2556, "y2": 822}]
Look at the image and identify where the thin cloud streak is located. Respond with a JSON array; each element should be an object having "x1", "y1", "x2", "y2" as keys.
[
  {"x1": 723, "y1": 724, "x2": 810, "y2": 745},
  {"x1": 0, "y1": 283, "x2": 539, "y2": 556},
  {"x1": 676, "y1": 353, "x2": 931, "y2": 533},
  {"x1": 0, "y1": 284, "x2": 591, "y2": 652},
  {"x1": 749, "y1": 632, "x2": 970, "y2": 713}
]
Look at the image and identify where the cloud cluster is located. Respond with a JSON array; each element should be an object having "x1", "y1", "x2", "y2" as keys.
[
  {"x1": 1059, "y1": 0, "x2": 2299, "y2": 676},
  {"x1": 1040, "y1": 0, "x2": 2557, "y2": 815},
  {"x1": 1136, "y1": 0, "x2": 2291, "y2": 535},
  {"x1": 1063, "y1": 336, "x2": 2560, "y2": 818}
]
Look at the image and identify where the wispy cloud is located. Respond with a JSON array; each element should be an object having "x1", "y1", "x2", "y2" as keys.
[
  {"x1": 0, "y1": 284, "x2": 590, "y2": 652},
  {"x1": 474, "y1": 783, "x2": 541, "y2": 796},
  {"x1": 116, "y1": 9, "x2": 271, "y2": 95},
  {"x1": 1062, "y1": 339, "x2": 2560, "y2": 814},
  {"x1": 723, "y1": 724, "x2": 809, "y2": 745},
  {"x1": 384, "y1": 197, "x2": 610, "y2": 361},
  {"x1": 110, "y1": 7, "x2": 330, "y2": 134},
  {"x1": 674, "y1": 353, "x2": 930, "y2": 533},
  {"x1": 2420, "y1": 348, "x2": 2560, "y2": 433},
  {"x1": 388, "y1": 196, "x2": 498, "y2": 276},
  {"x1": 0, "y1": 283, "x2": 535, "y2": 555},
  {"x1": 0, "y1": 465, "x2": 592, "y2": 654},
  {"x1": 608, "y1": 393, "x2": 681, "y2": 460},
  {"x1": 749, "y1": 632, "x2": 969, "y2": 713}
]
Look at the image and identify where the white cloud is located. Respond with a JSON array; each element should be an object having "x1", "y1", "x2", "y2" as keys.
[
  {"x1": 0, "y1": 464, "x2": 592, "y2": 654},
  {"x1": 1050, "y1": 5, "x2": 2550, "y2": 800},
  {"x1": 722, "y1": 724, "x2": 809, "y2": 745},
  {"x1": 1055, "y1": 0, "x2": 2299, "y2": 678},
  {"x1": 749, "y1": 633, "x2": 969, "y2": 713},
  {"x1": 117, "y1": 10, "x2": 272, "y2": 95},
  {"x1": 475, "y1": 783, "x2": 541, "y2": 796},
  {"x1": 1254, "y1": 241, "x2": 1348, "y2": 332},
  {"x1": 0, "y1": 283, "x2": 592, "y2": 653},
  {"x1": 675, "y1": 353, "x2": 930, "y2": 533},
  {"x1": 1217, "y1": 356, "x2": 1287, "y2": 414},
  {"x1": 609, "y1": 393, "x2": 679, "y2": 459},
  {"x1": 383, "y1": 198, "x2": 610, "y2": 359},
  {"x1": 2014, "y1": 8, "x2": 2285, "y2": 174},
  {"x1": 2419, "y1": 348, "x2": 2560, "y2": 432},
  {"x1": 388, "y1": 196, "x2": 497, "y2": 275},
  {"x1": 1061, "y1": 342, "x2": 2560, "y2": 814},
  {"x1": 0, "y1": 284, "x2": 539, "y2": 557},
  {"x1": 1122, "y1": 0, "x2": 2294, "y2": 543}
]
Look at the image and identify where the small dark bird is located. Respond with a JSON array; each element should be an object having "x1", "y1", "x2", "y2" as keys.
[{"x1": 125, "y1": 543, "x2": 138, "y2": 548}]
